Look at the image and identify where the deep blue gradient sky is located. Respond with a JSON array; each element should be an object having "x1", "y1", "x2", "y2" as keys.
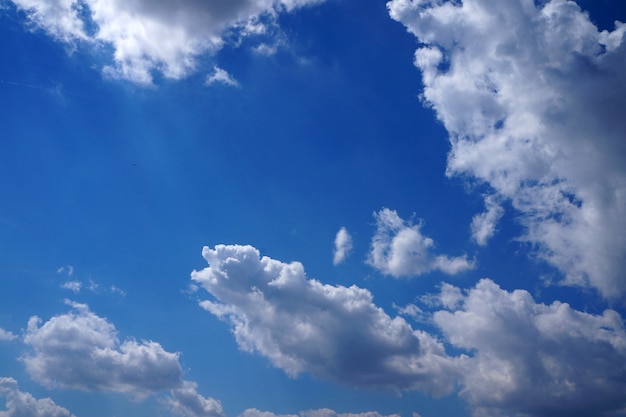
[{"x1": 1, "y1": 1, "x2": 626, "y2": 417}]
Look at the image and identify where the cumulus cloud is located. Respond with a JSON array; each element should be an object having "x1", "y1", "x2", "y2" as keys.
[
  {"x1": 388, "y1": 0, "x2": 626, "y2": 298},
  {"x1": 0, "y1": 328, "x2": 17, "y2": 342},
  {"x1": 191, "y1": 244, "x2": 626, "y2": 416},
  {"x1": 22, "y1": 301, "x2": 183, "y2": 398},
  {"x1": 241, "y1": 409, "x2": 400, "y2": 417},
  {"x1": 191, "y1": 244, "x2": 461, "y2": 395},
  {"x1": 368, "y1": 209, "x2": 474, "y2": 277},
  {"x1": 165, "y1": 381, "x2": 224, "y2": 417},
  {"x1": 333, "y1": 227, "x2": 353, "y2": 265},
  {"x1": 0, "y1": 377, "x2": 75, "y2": 417},
  {"x1": 434, "y1": 279, "x2": 626, "y2": 417},
  {"x1": 9, "y1": 0, "x2": 324, "y2": 84}
]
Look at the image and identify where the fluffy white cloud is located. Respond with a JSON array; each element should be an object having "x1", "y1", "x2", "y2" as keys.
[
  {"x1": 241, "y1": 409, "x2": 400, "y2": 417},
  {"x1": 0, "y1": 328, "x2": 17, "y2": 342},
  {"x1": 9, "y1": 0, "x2": 324, "y2": 84},
  {"x1": 434, "y1": 279, "x2": 626, "y2": 417},
  {"x1": 192, "y1": 244, "x2": 626, "y2": 415},
  {"x1": 368, "y1": 209, "x2": 474, "y2": 277},
  {"x1": 0, "y1": 377, "x2": 75, "y2": 417},
  {"x1": 192, "y1": 244, "x2": 461, "y2": 395},
  {"x1": 333, "y1": 227, "x2": 353, "y2": 265},
  {"x1": 22, "y1": 301, "x2": 183, "y2": 398},
  {"x1": 388, "y1": 0, "x2": 626, "y2": 298},
  {"x1": 165, "y1": 381, "x2": 224, "y2": 417}
]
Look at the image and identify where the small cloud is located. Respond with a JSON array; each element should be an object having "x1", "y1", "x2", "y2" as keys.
[
  {"x1": 252, "y1": 43, "x2": 278, "y2": 56},
  {"x1": 393, "y1": 303, "x2": 425, "y2": 322},
  {"x1": 110, "y1": 285, "x2": 126, "y2": 297},
  {"x1": 205, "y1": 66, "x2": 239, "y2": 87},
  {"x1": 471, "y1": 195, "x2": 504, "y2": 246},
  {"x1": 332, "y1": 227, "x2": 353, "y2": 265},
  {"x1": 61, "y1": 281, "x2": 82, "y2": 293},
  {"x1": 0, "y1": 327, "x2": 17, "y2": 342},
  {"x1": 56, "y1": 265, "x2": 74, "y2": 277},
  {"x1": 368, "y1": 208, "x2": 475, "y2": 277},
  {"x1": 164, "y1": 380, "x2": 224, "y2": 417}
]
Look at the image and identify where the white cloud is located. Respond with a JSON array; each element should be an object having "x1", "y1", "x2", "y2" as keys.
[
  {"x1": 333, "y1": 227, "x2": 353, "y2": 265},
  {"x1": 470, "y1": 195, "x2": 503, "y2": 246},
  {"x1": 206, "y1": 66, "x2": 239, "y2": 87},
  {"x1": 61, "y1": 281, "x2": 82, "y2": 293},
  {"x1": 165, "y1": 381, "x2": 224, "y2": 417},
  {"x1": 0, "y1": 377, "x2": 76, "y2": 417},
  {"x1": 191, "y1": 244, "x2": 626, "y2": 416},
  {"x1": 192, "y1": 244, "x2": 461, "y2": 395},
  {"x1": 22, "y1": 301, "x2": 183, "y2": 398},
  {"x1": 388, "y1": 0, "x2": 626, "y2": 298},
  {"x1": 9, "y1": 0, "x2": 324, "y2": 84},
  {"x1": 0, "y1": 328, "x2": 17, "y2": 342},
  {"x1": 434, "y1": 279, "x2": 626, "y2": 417},
  {"x1": 241, "y1": 408, "x2": 400, "y2": 417},
  {"x1": 368, "y1": 208, "x2": 474, "y2": 277}
]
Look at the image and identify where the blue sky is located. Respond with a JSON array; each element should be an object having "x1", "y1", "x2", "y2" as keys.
[{"x1": 1, "y1": 0, "x2": 626, "y2": 416}]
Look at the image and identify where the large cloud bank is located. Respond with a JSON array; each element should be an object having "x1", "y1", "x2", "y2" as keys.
[
  {"x1": 193, "y1": 244, "x2": 626, "y2": 417},
  {"x1": 9, "y1": 0, "x2": 323, "y2": 84},
  {"x1": 388, "y1": 0, "x2": 626, "y2": 298}
]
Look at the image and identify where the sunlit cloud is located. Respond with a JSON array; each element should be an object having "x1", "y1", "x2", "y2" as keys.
[{"x1": 388, "y1": 0, "x2": 626, "y2": 298}]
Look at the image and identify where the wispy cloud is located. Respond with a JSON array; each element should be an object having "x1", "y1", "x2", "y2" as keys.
[
  {"x1": 206, "y1": 66, "x2": 239, "y2": 87},
  {"x1": 56, "y1": 265, "x2": 74, "y2": 277},
  {"x1": 332, "y1": 227, "x2": 353, "y2": 265}
]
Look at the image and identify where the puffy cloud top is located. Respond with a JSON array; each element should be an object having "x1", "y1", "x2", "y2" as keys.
[
  {"x1": 388, "y1": 0, "x2": 626, "y2": 298},
  {"x1": 192, "y1": 244, "x2": 626, "y2": 417},
  {"x1": 435, "y1": 279, "x2": 626, "y2": 417},
  {"x1": 192, "y1": 244, "x2": 460, "y2": 395},
  {"x1": 22, "y1": 301, "x2": 183, "y2": 398},
  {"x1": 0, "y1": 377, "x2": 76, "y2": 417},
  {"x1": 368, "y1": 208, "x2": 474, "y2": 277},
  {"x1": 10, "y1": 0, "x2": 324, "y2": 84}
]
